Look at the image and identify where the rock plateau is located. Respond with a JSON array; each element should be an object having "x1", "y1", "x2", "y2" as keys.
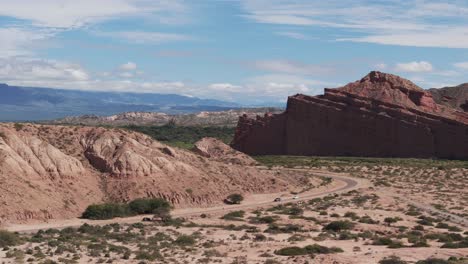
[{"x1": 232, "y1": 71, "x2": 468, "y2": 160}]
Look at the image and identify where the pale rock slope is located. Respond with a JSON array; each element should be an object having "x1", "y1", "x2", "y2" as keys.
[{"x1": 0, "y1": 124, "x2": 290, "y2": 224}]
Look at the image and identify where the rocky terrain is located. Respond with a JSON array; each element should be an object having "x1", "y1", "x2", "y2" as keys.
[
  {"x1": 1, "y1": 157, "x2": 467, "y2": 264},
  {"x1": 0, "y1": 123, "x2": 298, "y2": 224},
  {"x1": 50, "y1": 108, "x2": 282, "y2": 127},
  {"x1": 430, "y1": 84, "x2": 468, "y2": 112},
  {"x1": 232, "y1": 71, "x2": 468, "y2": 160}
]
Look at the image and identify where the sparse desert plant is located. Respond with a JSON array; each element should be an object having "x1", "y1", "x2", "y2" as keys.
[
  {"x1": 174, "y1": 235, "x2": 196, "y2": 247},
  {"x1": 415, "y1": 258, "x2": 450, "y2": 264},
  {"x1": 384, "y1": 217, "x2": 401, "y2": 226},
  {"x1": 323, "y1": 220, "x2": 355, "y2": 232},
  {"x1": 274, "y1": 244, "x2": 343, "y2": 256},
  {"x1": 128, "y1": 198, "x2": 171, "y2": 215},
  {"x1": 14, "y1": 123, "x2": 24, "y2": 131},
  {"x1": 81, "y1": 203, "x2": 132, "y2": 220},
  {"x1": 225, "y1": 194, "x2": 244, "y2": 204},
  {"x1": 221, "y1": 211, "x2": 245, "y2": 221},
  {"x1": 379, "y1": 255, "x2": 408, "y2": 264},
  {"x1": 0, "y1": 230, "x2": 21, "y2": 247}
]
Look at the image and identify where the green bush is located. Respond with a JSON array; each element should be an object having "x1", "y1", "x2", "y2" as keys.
[
  {"x1": 81, "y1": 203, "x2": 132, "y2": 220},
  {"x1": 274, "y1": 244, "x2": 343, "y2": 256},
  {"x1": 128, "y1": 198, "x2": 171, "y2": 216},
  {"x1": 174, "y1": 235, "x2": 196, "y2": 247},
  {"x1": 415, "y1": 258, "x2": 450, "y2": 264},
  {"x1": 0, "y1": 230, "x2": 21, "y2": 247},
  {"x1": 379, "y1": 256, "x2": 408, "y2": 264},
  {"x1": 226, "y1": 194, "x2": 244, "y2": 204},
  {"x1": 221, "y1": 211, "x2": 245, "y2": 221},
  {"x1": 323, "y1": 221, "x2": 355, "y2": 232},
  {"x1": 82, "y1": 198, "x2": 172, "y2": 220}
]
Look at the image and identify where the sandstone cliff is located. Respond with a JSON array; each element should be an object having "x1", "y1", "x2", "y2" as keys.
[
  {"x1": 232, "y1": 71, "x2": 468, "y2": 160},
  {"x1": 0, "y1": 124, "x2": 290, "y2": 224}
]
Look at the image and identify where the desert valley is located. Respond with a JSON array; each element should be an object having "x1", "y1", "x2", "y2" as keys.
[
  {"x1": 0, "y1": 72, "x2": 466, "y2": 264},
  {"x1": 1, "y1": 1, "x2": 468, "y2": 263}
]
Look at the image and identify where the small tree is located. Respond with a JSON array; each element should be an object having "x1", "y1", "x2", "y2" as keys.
[
  {"x1": 226, "y1": 193, "x2": 244, "y2": 204},
  {"x1": 384, "y1": 217, "x2": 399, "y2": 226}
]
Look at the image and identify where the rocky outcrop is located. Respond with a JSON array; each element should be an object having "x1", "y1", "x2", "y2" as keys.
[
  {"x1": 192, "y1": 137, "x2": 258, "y2": 165},
  {"x1": 0, "y1": 124, "x2": 292, "y2": 224},
  {"x1": 232, "y1": 71, "x2": 468, "y2": 160},
  {"x1": 429, "y1": 84, "x2": 468, "y2": 112}
]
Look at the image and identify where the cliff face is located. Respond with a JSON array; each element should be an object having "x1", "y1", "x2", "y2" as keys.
[
  {"x1": 232, "y1": 72, "x2": 468, "y2": 160},
  {"x1": 0, "y1": 124, "x2": 291, "y2": 224},
  {"x1": 429, "y1": 84, "x2": 468, "y2": 112}
]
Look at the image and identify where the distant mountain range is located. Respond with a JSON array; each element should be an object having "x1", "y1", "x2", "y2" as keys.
[
  {"x1": 0, "y1": 83, "x2": 241, "y2": 121},
  {"x1": 49, "y1": 108, "x2": 283, "y2": 127}
]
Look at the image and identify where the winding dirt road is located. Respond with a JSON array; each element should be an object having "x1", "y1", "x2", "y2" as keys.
[{"x1": 5, "y1": 170, "x2": 368, "y2": 234}]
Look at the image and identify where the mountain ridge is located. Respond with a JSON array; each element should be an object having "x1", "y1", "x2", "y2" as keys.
[{"x1": 0, "y1": 83, "x2": 240, "y2": 121}]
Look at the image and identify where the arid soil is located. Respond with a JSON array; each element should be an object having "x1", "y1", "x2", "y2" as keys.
[
  {"x1": 0, "y1": 123, "x2": 304, "y2": 224},
  {"x1": 1, "y1": 162, "x2": 466, "y2": 264}
]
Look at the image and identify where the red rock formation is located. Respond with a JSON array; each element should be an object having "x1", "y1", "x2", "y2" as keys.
[{"x1": 232, "y1": 72, "x2": 468, "y2": 160}]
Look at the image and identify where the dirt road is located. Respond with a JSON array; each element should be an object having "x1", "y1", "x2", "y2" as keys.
[{"x1": 5, "y1": 170, "x2": 368, "y2": 233}]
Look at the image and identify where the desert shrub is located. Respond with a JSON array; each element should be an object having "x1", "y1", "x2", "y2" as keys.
[
  {"x1": 384, "y1": 217, "x2": 401, "y2": 226},
  {"x1": 226, "y1": 194, "x2": 244, "y2": 204},
  {"x1": 274, "y1": 247, "x2": 306, "y2": 256},
  {"x1": 250, "y1": 215, "x2": 278, "y2": 224},
  {"x1": 344, "y1": 212, "x2": 358, "y2": 219},
  {"x1": 436, "y1": 222, "x2": 450, "y2": 229},
  {"x1": 81, "y1": 203, "x2": 132, "y2": 220},
  {"x1": 323, "y1": 221, "x2": 355, "y2": 232},
  {"x1": 415, "y1": 258, "x2": 450, "y2": 264},
  {"x1": 379, "y1": 256, "x2": 408, "y2": 264},
  {"x1": 221, "y1": 211, "x2": 245, "y2": 221},
  {"x1": 274, "y1": 244, "x2": 343, "y2": 256},
  {"x1": 14, "y1": 123, "x2": 24, "y2": 131},
  {"x1": 254, "y1": 234, "x2": 267, "y2": 241},
  {"x1": 359, "y1": 216, "x2": 379, "y2": 224},
  {"x1": 128, "y1": 198, "x2": 171, "y2": 217},
  {"x1": 265, "y1": 224, "x2": 302, "y2": 234},
  {"x1": 286, "y1": 206, "x2": 303, "y2": 216},
  {"x1": 338, "y1": 231, "x2": 358, "y2": 240},
  {"x1": 174, "y1": 235, "x2": 196, "y2": 247},
  {"x1": 372, "y1": 237, "x2": 404, "y2": 248},
  {"x1": 82, "y1": 198, "x2": 171, "y2": 220},
  {"x1": 441, "y1": 238, "x2": 468, "y2": 248},
  {"x1": 0, "y1": 230, "x2": 21, "y2": 247},
  {"x1": 135, "y1": 250, "x2": 162, "y2": 261}
]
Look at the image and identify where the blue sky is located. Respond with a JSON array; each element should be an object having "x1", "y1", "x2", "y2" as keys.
[{"x1": 0, "y1": 0, "x2": 467, "y2": 104}]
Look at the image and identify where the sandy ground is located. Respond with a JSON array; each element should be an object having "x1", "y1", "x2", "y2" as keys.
[{"x1": 4, "y1": 170, "x2": 368, "y2": 233}]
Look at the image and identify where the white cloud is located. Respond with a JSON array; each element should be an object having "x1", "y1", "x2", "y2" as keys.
[
  {"x1": 0, "y1": 27, "x2": 54, "y2": 57},
  {"x1": 252, "y1": 60, "x2": 334, "y2": 76},
  {"x1": 276, "y1": 31, "x2": 307, "y2": 40},
  {"x1": 119, "y1": 62, "x2": 137, "y2": 71},
  {"x1": 454, "y1": 62, "x2": 468, "y2": 70},
  {"x1": 395, "y1": 61, "x2": 433, "y2": 73},
  {"x1": 0, "y1": 58, "x2": 89, "y2": 82},
  {"x1": 240, "y1": 0, "x2": 468, "y2": 48},
  {"x1": 119, "y1": 72, "x2": 134, "y2": 78},
  {"x1": 95, "y1": 31, "x2": 190, "y2": 44},
  {"x1": 0, "y1": 0, "x2": 187, "y2": 29},
  {"x1": 209, "y1": 83, "x2": 242, "y2": 92},
  {"x1": 375, "y1": 63, "x2": 387, "y2": 70}
]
